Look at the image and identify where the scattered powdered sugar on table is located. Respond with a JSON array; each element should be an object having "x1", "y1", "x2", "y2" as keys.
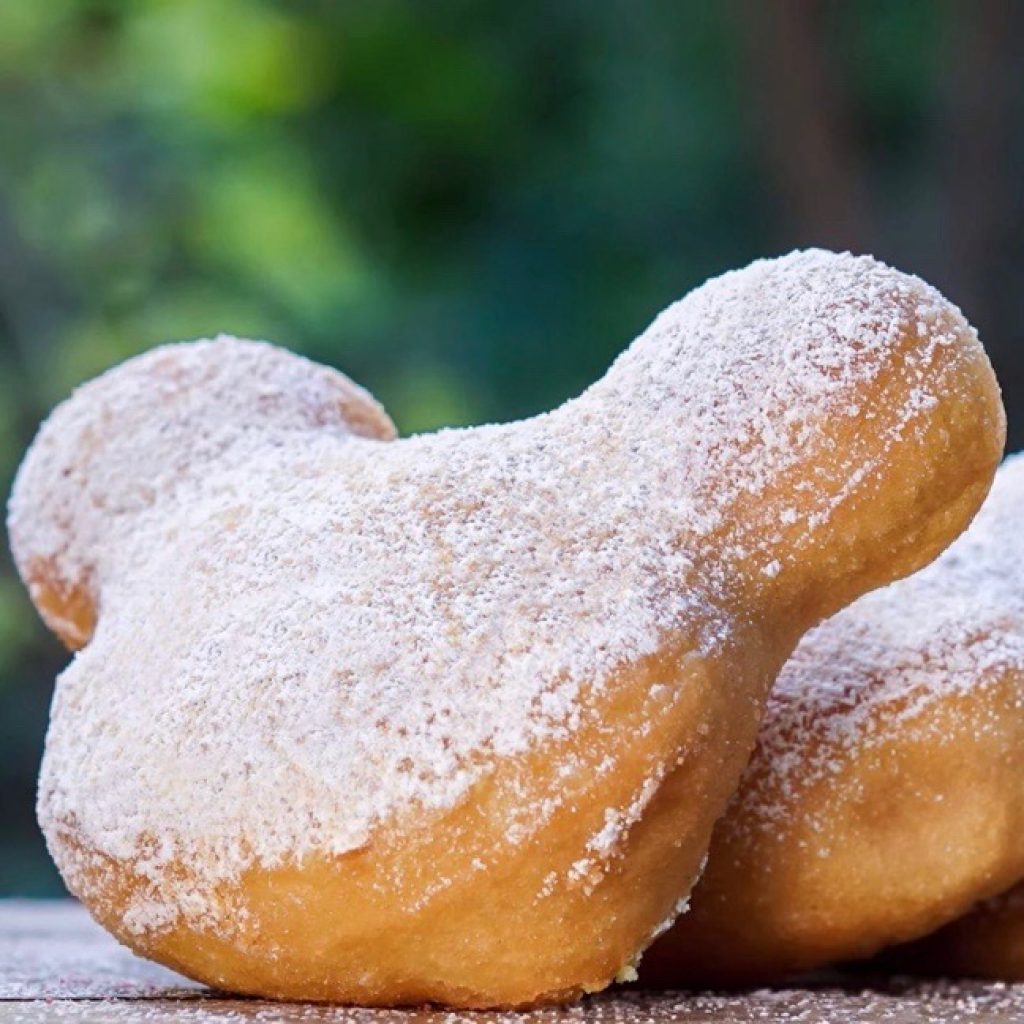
[
  {"x1": 13, "y1": 988, "x2": 1024, "y2": 1023},
  {"x1": 734, "y1": 453, "x2": 1024, "y2": 839},
  {"x1": 7, "y1": 249, "x2": 980, "y2": 934},
  {"x1": 0, "y1": 900, "x2": 202, "y2": 1000}
]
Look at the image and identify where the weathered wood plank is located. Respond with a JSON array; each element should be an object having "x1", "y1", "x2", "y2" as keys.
[
  {"x1": 0, "y1": 901, "x2": 203, "y2": 1002},
  {"x1": 5, "y1": 902, "x2": 1024, "y2": 1022}
]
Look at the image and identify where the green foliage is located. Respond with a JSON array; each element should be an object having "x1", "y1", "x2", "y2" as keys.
[{"x1": 0, "y1": 0, "x2": 1017, "y2": 895}]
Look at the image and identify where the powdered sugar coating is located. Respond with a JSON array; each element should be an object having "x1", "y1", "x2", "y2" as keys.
[
  {"x1": 8, "y1": 249, "x2": 984, "y2": 936},
  {"x1": 733, "y1": 452, "x2": 1024, "y2": 840},
  {"x1": 7, "y1": 340, "x2": 396, "y2": 647}
]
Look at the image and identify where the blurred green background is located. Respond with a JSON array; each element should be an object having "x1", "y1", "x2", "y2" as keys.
[{"x1": 1, "y1": 0, "x2": 1022, "y2": 895}]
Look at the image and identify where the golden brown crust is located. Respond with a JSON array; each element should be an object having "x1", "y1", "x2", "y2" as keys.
[
  {"x1": 24, "y1": 558, "x2": 97, "y2": 650},
  {"x1": 647, "y1": 675, "x2": 1024, "y2": 986}
]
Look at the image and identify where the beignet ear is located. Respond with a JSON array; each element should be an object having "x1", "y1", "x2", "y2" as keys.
[{"x1": 7, "y1": 336, "x2": 395, "y2": 648}]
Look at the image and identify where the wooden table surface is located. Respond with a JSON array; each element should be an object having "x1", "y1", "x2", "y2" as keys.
[{"x1": 4, "y1": 902, "x2": 1024, "y2": 1023}]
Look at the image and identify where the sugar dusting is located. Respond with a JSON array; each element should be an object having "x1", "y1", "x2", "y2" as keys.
[
  {"x1": 13, "y1": 988, "x2": 1024, "y2": 1023},
  {"x1": 7, "y1": 250, "x2": 980, "y2": 936},
  {"x1": 732, "y1": 453, "x2": 1024, "y2": 841}
]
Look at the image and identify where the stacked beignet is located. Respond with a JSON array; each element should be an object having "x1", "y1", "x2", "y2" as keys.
[{"x1": 651, "y1": 454, "x2": 1024, "y2": 986}]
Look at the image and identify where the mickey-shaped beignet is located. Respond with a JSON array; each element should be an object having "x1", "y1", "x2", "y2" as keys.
[
  {"x1": 8, "y1": 250, "x2": 1003, "y2": 1007},
  {"x1": 649, "y1": 453, "x2": 1024, "y2": 988}
]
